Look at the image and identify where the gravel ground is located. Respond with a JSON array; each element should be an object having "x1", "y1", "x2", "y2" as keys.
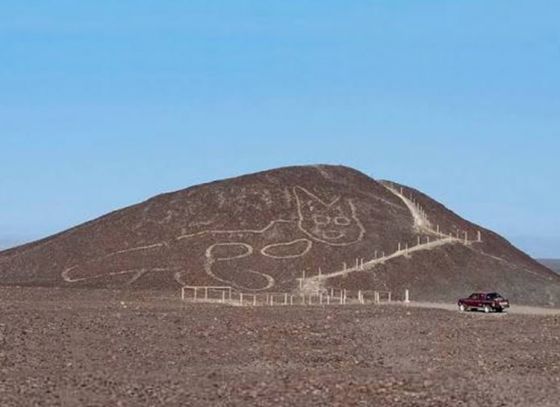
[{"x1": 1, "y1": 287, "x2": 559, "y2": 406}]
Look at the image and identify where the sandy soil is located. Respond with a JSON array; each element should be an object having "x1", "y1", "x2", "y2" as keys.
[{"x1": 1, "y1": 287, "x2": 559, "y2": 406}]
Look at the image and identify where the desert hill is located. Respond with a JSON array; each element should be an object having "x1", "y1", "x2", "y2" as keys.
[
  {"x1": 1, "y1": 165, "x2": 559, "y2": 305},
  {"x1": 540, "y1": 259, "x2": 560, "y2": 274}
]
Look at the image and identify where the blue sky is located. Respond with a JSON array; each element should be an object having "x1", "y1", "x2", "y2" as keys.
[{"x1": 1, "y1": 1, "x2": 559, "y2": 257}]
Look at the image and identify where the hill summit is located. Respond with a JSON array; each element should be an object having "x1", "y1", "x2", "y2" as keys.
[{"x1": 1, "y1": 165, "x2": 559, "y2": 305}]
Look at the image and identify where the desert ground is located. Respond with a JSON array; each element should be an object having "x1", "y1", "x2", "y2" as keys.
[{"x1": 1, "y1": 287, "x2": 559, "y2": 407}]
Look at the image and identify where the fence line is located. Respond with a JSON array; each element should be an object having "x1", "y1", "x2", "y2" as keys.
[{"x1": 181, "y1": 285, "x2": 400, "y2": 307}]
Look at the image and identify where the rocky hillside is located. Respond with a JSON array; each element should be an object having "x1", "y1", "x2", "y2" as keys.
[
  {"x1": 540, "y1": 259, "x2": 560, "y2": 274},
  {"x1": 1, "y1": 165, "x2": 559, "y2": 305}
]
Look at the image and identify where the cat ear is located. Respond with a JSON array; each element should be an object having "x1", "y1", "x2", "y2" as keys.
[
  {"x1": 294, "y1": 187, "x2": 324, "y2": 213},
  {"x1": 294, "y1": 187, "x2": 327, "y2": 212},
  {"x1": 332, "y1": 199, "x2": 353, "y2": 215}
]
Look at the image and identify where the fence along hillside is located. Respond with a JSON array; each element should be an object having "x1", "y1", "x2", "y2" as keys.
[{"x1": 181, "y1": 285, "x2": 402, "y2": 306}]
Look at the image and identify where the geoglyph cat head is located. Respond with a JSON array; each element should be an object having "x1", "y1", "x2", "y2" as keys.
[{"x1": 294, "y1": 186, "x2": 365, "y2": 246}]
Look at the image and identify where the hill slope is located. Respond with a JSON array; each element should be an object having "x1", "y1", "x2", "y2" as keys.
[
  {"x1": 540, "y1": 259, "x2": 560, "y2": 274},
  {"x1": 1, "y1": 165, "x2": 559, "y2": 305}
]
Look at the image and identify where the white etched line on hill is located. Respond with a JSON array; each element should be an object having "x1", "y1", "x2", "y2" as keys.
[
  {"x1": 312, "y1": 237, "x2": 460, "y2": 281},
  {"x1": 308, "y1": 182, "x2": 469, "y2": 283},
  {"x1": 110, "y1": 243, "x2": 166, "y2": 256},
  {"x1": 384, "y1": 183, "x2": 554, "y2": 283},
  {"x1": 383, "y1": 183, "x2": 433, "y2": 234},
  {"x1": 382, "y1": 182, "x2": 483, "y2": 243}
]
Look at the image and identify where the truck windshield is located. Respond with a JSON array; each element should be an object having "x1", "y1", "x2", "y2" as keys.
[{"x1": 487, "y1": 293, "x2": 501, "y2": 299}]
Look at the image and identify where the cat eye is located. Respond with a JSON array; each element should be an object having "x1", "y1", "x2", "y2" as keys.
[
  {"x1": 312, "y1": 214, "x2": 330, "y2": 225},
  {"x1": 334, "y1": 216, "x2": 351, "y2": 225}
]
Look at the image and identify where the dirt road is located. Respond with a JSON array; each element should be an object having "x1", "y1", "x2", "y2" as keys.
[{"x1": 401, "y1": 301, "x2": 560, "y2": 315}]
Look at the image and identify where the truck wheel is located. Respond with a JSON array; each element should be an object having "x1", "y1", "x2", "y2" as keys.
[
  {"x1": 459, "y1": 304, "x2": 466, "y2": 312},
  {"x1": 483, "y1": 305, "x2": 491, "y2": 313}
]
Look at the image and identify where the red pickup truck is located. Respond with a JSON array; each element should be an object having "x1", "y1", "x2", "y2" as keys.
[{"x1": 458, "y1": 292, "x2": 510, "y2": 313}]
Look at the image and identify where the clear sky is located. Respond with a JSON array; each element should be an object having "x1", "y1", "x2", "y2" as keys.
[{"x1": 1, "y1": 1, "x2": 559, "y2": 257}]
